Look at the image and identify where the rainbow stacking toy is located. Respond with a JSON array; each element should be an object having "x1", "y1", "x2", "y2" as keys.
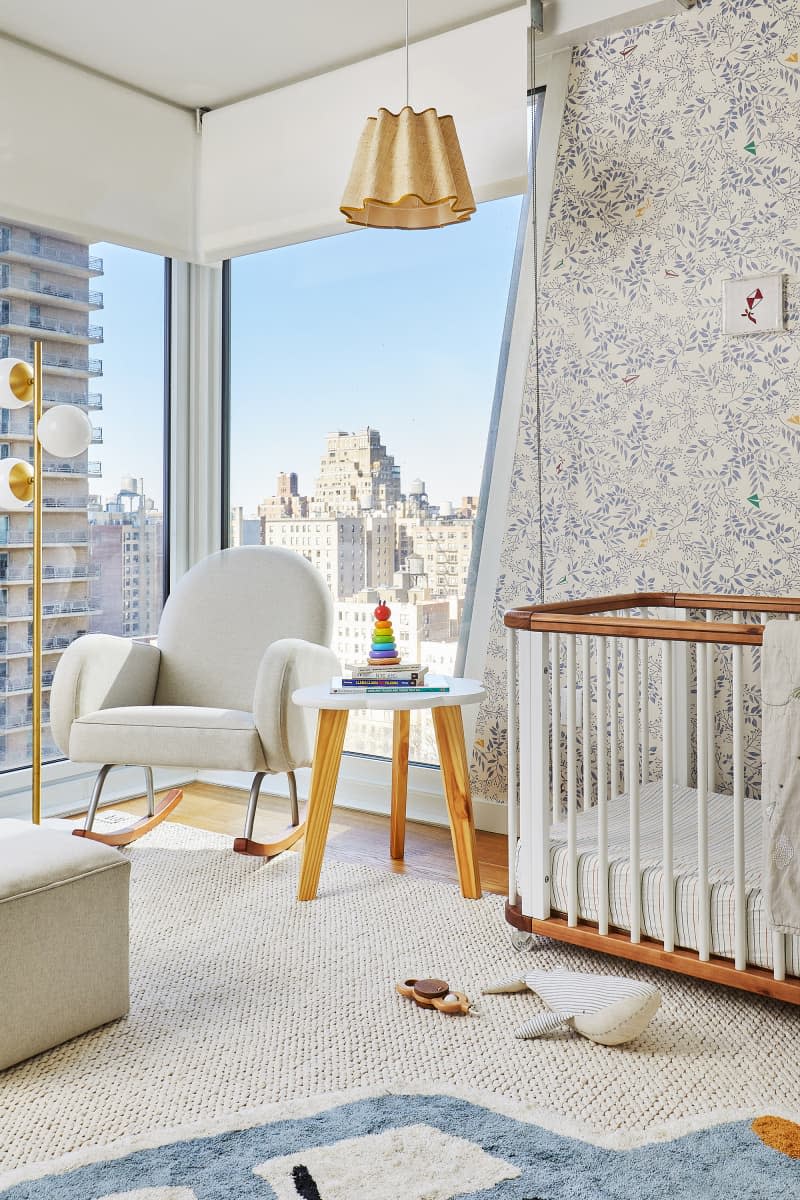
[{"x1": 368, "y1": 600, "x2": 401, "y2": 666}]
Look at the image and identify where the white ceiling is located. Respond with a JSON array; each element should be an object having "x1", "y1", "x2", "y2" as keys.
[{"x1": 0, "y1": 0, "x2": 524, "y2": 109}]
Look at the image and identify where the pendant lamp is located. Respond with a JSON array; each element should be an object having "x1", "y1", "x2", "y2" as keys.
[{"x1": 340, "y1": 2, "x2": 475, "y2": 230}]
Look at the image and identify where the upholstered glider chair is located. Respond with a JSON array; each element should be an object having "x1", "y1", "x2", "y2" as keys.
[{"x1": 50, "y1": 546, "x2": 340, "y2": 855}]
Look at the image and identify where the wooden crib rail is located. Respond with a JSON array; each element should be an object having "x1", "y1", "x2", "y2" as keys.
[{"x1": 505, "y1": 591, "x2": 800, "y2": 644}]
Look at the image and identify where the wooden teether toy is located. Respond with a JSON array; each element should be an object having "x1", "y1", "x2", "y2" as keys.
[{"x1": 397, "y1": 978, "x2": 472, "y2": 1015}]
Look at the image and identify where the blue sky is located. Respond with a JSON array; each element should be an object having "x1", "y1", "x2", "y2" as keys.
[
  {"x1": 230, "y1": 194, "x2": 523, "y2": 513},
  {"x1": 95, "y1": 193, "x2": 523, "y2": 515},
  {"x1": 92, "y1": 242, "x2": 165, "y2": 509}
]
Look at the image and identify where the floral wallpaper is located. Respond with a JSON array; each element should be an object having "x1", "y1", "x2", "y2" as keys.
[{"x1": 472, "y1": 0, "x2": 800, "y2": 804}]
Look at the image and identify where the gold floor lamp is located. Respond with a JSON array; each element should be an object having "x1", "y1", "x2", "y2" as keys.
[{"x1": 0, "y1": 343, "x2": 93, "y2": 824}]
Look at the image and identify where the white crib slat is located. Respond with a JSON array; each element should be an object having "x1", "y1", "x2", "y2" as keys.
[
  {"x1": 551, "y1": 634, "x2": 561, "y2": 823},
  {"x1": 566, "y1": 635, "x2": 578, "y2": 927},
  {"x1": 640, "y1": 607, "x2": 650, "y2": 784},
  {"x1": 705, "y1": 609, "x2": 715, "y2": 792},
  {"x1": 623, "y1": 638, "x2": 631, "y2": 794},
  {"x1": 610, "y1": 633, "x2": 620, "y2": 801},
  {"x1": 506, "y1": 626, "x2": 519, "y2": 907},
  {"x1": 773, "y1": 930, "x2": 787, "y2": 982},
  {"x1": 582, "y1": 636, "x2": 592, "y2": 812},
  {"x1": 662, "y1": 640, "x2": 675, "y2": 953},
  {"x1": 628, "y1": 638, "x2": 641, "y2": 943},
  {"x1": 732, "y1": 642, "x2": 746, "y2": 971},
  {"x1": 696, "y1": 638, "x2": 711, "y2": 962},
  {"x1": 596, "y1": 635, "x2": 609, "y2": 936},
  {"x1": 520, "y1": 632, "x2": 551, "y2": 921}
]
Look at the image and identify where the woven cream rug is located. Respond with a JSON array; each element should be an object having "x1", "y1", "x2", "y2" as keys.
[{"x1": 2, "y1": 823, "x2": 799, "y2": 1171}]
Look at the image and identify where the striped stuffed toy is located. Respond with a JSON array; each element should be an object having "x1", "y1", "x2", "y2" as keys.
[{"x1": 483, "y1": 969, "x2": 660, "y2": 1046}]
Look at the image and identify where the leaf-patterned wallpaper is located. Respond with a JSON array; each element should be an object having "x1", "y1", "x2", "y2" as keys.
[{"x1": 472, "y1": 0, "x2": 800, "y2": 805}]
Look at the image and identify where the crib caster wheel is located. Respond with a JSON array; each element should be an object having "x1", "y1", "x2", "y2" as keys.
[{"x1": 511, "y1": 930, "x2": 536, "y2": 952}]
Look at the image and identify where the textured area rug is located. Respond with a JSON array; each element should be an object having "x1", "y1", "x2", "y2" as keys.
[
  {"x1": 1, "y1": 823, "x2": 800, "y2": 1172},
  {"x1": 2, "y1": 1091, "x2": 800, "y2": 1199}
]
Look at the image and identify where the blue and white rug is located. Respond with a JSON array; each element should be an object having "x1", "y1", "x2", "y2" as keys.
[{"x1": 1, "y1": 1090, "x2": 798, "y2": 1200}]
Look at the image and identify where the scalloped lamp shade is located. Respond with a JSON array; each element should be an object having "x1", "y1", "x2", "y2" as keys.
[{"x1": 340, "y1": 106, "x2": 476, "y2": 230}]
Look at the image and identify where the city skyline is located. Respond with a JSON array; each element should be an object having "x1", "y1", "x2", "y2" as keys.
[{"x1": 230, "y1": 193, "x2": 523, "y2": 515}]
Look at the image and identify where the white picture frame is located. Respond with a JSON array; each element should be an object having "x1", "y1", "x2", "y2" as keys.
[{"x1": 722, "y1": 271, "x2": 786, "y2": 335}]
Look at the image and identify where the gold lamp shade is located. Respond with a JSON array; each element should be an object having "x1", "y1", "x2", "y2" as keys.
[{"x1": 340, "y1": 106, "x2": 476, "y2": 230}]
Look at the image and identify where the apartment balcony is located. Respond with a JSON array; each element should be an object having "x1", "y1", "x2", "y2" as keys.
[
  {"x1": 0, "y1": 710, "x2": 51, "y2": 735},
  {"x1": 0, "y1": 234, "x2": 102, "y2": 277},
  {"x1": 41, "y1": 460, "x2": 94, "y2": 477},
  {"x1": 41, "y1": 497, "x2": 90, "y2": 512},
  {"x1": 42, "y1": 389, "x2": 102, "y2": 410},
  {"x1": 88, "y1": 461, "x2": 101, "y2": 476},
  {"x1": 0, "y1": 673, "x2": 55, "y2": 695},
  {"x1": 0, "y1": 270, "x2": 103, "y2": 311},
  {"x1": 3, "y1": 636, "x2": 74, "y2": 658},
  {"x1": 0, "y1": 600, "x2": 100, "y2": 622},
  {"x1": 0, "y1": 530, "x2": 89, "y2": 546},
  {"x1": 0, "y1": 564, "x2": 100, "y2": 583},
  {"x1": 0, "y1": 312, "x2": 103, "y2": 346},
  {"x1": 39, "y1": 351, "x2": 102, "y2": 378}
]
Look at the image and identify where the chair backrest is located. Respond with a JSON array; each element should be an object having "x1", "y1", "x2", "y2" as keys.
[{"x1": 154, "y1": 546, "x2": 333, "y2": 710}]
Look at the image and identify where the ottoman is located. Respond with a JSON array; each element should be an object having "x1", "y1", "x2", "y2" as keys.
[{"x1": 0, "y1": 819, "x2": 130, "y2": 1070}]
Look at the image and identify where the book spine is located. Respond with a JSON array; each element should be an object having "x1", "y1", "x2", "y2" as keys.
[
  {"x1": 362, "y1": 686, "x2": 450, "y2": 696},
  {"x1": 341, "y1": 678, "x2": 423, "y2": 687}
]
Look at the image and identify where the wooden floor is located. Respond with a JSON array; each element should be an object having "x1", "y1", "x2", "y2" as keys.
[{"x1": 108, "y1": 782, "x2": 510, "y2": 895}]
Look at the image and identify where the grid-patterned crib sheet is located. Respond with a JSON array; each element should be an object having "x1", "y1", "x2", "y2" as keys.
[{"x1": 528, "y1": 783, "x2": 799, "y2": 976}]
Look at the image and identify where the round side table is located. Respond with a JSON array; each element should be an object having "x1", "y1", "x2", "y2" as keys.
[{"x1": 292, "y1": 676, "x2": 486, "y2": 901}]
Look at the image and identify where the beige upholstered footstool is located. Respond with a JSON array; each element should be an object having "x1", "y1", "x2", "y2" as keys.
[{"x1": 0, "y1": 819, "x2": 130, "y2": 1070}]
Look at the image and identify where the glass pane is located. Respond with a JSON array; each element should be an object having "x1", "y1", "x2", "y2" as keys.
[
  {"x1": 0, "y1": 222, "x2": 165, "y2": 771},
  {"x1": 230, "y1": 195, "x2": 522, "y2": 762}
]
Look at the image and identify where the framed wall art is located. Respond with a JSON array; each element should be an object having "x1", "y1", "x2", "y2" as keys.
[{"x1": 722, "y1": 271, "x2": 786, "y2": 335}]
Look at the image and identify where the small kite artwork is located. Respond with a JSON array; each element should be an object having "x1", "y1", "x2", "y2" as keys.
[{"x1": 722, "y1": 271, "x2": 786, "y2": 335}]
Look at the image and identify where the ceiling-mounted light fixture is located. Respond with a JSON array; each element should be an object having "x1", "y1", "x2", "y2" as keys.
[{"x1": 340, "y1": 0, "x2": 476, "y2": 230}]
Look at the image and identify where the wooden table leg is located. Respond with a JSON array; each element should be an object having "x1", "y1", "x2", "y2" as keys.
[
  {"x1": 297, "y1": 708, "x2": 349, "y2": 901},
  {"x1": 431, "y1": 705, "x2": 482, "y2": 899},
  {"x1": 390, "y1": 709, "x2": 411, "y2": 860}
]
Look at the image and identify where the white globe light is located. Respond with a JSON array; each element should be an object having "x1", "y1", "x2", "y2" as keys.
[
  {"x1": 0, "y1": 358, "x2": 34, "y2": 410},
  {"x1": 0, "y1": 457, "x2": 33, "y2": 510},
  {"x1": 37, "y1": 405, "x2": 93, "y2": 458}
]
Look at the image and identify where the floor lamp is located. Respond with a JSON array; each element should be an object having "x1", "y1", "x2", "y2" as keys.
[{"x1": 0, "y1": 343, "x2": 92, "y2": 823}]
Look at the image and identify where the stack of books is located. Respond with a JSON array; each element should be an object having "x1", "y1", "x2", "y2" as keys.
[{"x1": 331, "y1": 664, "x2": 450, "y2": 694}]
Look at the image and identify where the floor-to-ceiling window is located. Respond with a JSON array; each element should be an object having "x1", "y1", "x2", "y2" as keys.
[
  {"x1": 227, "y1": 194, "x2": 524, "y2": 763},
  {"x1": 0, "y1": 223, "x2": 166, "y2": 772}
]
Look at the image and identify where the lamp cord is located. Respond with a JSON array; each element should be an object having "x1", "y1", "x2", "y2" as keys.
[
  {"x1": 405, "y1": 0, "x2": 410, "y2": 108},
  {"x1": 530, "y1": 5, "x2": 545, "y2": 604}
]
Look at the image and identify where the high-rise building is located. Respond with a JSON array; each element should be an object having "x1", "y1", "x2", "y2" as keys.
[
  {"x1": 261, "y1": 516, "x2": 366, "y2": 599},
  {"x1": 0, "y1": 220, "x2": 104, "y2": 768},
  {"x1": 89, "y1": 482, "x2": 163, "y2": 638},
  {"x1": 314, "y1": 428, "x2": 401, "y2": 515}
]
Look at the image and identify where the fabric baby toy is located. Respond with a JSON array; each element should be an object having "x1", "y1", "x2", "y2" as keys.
[{"x1": 483, "y1": 969, "x2": 661, "y2": 1046}]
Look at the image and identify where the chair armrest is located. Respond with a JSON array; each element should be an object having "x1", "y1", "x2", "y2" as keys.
[
  {"x1": 253, "y1": 637, "x2": 341, "y2": 773},
  {"x1": 50, "y1": 634, "x2": 162, "y2": 756}
]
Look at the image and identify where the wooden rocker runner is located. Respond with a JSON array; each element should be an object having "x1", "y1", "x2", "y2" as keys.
[{"x1": 72, "y1": 766, "x2": 185, "y2": 847}]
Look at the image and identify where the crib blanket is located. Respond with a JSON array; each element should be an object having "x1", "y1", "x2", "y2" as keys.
[{"x1": 762, "y1": 621, "x2": 800, "y2": 933}]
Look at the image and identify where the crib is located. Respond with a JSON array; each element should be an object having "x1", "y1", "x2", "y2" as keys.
[{"x1": 504, "y1": 592, "x2": 800, "y2": 1005}]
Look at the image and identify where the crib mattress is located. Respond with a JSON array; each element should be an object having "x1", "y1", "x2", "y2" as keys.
[{"x1": 519, "y1": 782, "x2": 800, "y2": 976}]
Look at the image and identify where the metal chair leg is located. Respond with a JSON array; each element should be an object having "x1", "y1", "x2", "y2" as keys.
[
  {"x1": 84, "y1": 764, "x2": 113, "y2": 831},
  {"x1": 243, "y1": 772, "x2": 267, "y2": 841},
  {"x1": 233, "y1": 771, "x2": 307, "y2": 858},
  {"x1": 143, "y1": 766, "x2": 156, "y2": 817},
  {"x1": 288, "y1": 770, "x2": 300, "y2": 826}
]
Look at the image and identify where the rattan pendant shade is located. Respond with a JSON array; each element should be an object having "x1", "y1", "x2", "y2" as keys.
[{"x1": 340, "y1": 105, "x2": 476, "y2": 230}]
